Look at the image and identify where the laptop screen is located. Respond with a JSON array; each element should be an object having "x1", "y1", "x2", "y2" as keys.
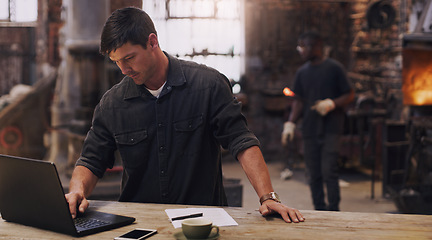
[{"x1": 0, "y1": 154, "x2": 134, "y2": 236}]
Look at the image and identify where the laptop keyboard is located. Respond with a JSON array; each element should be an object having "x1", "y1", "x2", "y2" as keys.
[{"x1": 74, "y1": 217, "x2": 110, "y2": 229}]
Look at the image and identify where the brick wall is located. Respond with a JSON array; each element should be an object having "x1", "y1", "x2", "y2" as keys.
[
  {"x1": 0, "y1": 27, "x2": 35, "y2": 95},
  {"x1": 350, "y1": 1, "x2": 403, "y2": 109}
]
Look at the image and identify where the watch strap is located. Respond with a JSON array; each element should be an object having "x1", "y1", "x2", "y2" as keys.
[{"x1": 259, "y1": 192, "x2": 281, "y2": 205}]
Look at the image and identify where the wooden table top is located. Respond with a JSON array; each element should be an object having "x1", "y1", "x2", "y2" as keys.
[{"x1": 1, "y1": 200, "x2": 432, "y2": 239}]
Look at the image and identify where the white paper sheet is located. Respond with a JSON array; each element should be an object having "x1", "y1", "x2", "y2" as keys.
[{"x1": 165, "y1": 208, "x2": 238, "y2": 228}]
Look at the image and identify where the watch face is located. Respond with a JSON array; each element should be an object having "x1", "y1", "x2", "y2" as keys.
[{"x1": 271, "y1": 192, "x2": 281, "y2": 202}]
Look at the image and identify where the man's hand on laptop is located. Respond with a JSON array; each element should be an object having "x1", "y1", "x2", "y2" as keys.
[{"x1": 65, "y1": 192, "x2": 89, "y2": 219}]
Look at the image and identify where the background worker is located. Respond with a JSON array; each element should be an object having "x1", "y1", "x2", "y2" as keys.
[{"x1": 282, "y1": 31, "x2": 354, "y2": 211}]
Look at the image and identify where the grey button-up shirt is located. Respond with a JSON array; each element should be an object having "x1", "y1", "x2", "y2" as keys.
[{"x1": 77, "y1": 53, "x2": 259, "y2": 206}]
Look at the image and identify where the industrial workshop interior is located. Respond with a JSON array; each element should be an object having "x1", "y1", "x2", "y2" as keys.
[{"x1": 1, "y1": 0, "x2": 432, "y2": 239}]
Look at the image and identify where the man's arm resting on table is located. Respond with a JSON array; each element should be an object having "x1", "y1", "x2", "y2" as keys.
[
  {"x1": 65, "y1": 165, "x2": 99, "y2": 218},
  {"x1": 237, "y1": 146, "x2": 305, "y2": 223}
]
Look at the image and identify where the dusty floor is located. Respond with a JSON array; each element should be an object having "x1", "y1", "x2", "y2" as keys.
[{"x1": 222, "y1": 160, "x2": 399, "y2": 214}]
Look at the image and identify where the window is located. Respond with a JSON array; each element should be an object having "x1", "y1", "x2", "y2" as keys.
[
  {"x1": 143, "y1": 0, "x2": 244, "y2": 93},
  {"x1": 0, "y1": 0, "x2": 38, "y2": 22}
]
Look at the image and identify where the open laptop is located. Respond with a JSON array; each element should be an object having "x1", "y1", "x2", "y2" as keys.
[{"x1": 0, "y1": 154, "x2": 135, "y2": 237}]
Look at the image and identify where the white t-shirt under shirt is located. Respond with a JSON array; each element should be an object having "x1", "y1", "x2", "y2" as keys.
[{"x1": 146, "y1": 82, "x2": 166, "y2": 98}]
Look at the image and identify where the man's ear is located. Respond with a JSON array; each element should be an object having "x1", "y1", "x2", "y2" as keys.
[{"x1": 148, "y1": 33, "x2": 159, "y2": 49}]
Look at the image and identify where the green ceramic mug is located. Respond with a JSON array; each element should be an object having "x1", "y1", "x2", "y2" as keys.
[{"x1": 182, "y1": 218, "x2": 219, "y2": 239}]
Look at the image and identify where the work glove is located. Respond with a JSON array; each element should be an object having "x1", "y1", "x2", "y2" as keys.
[
  {"x1": 311, "y1": 98, "x2": 335, "y2": 116},
  {"x1": 281, "y1": 121, "x2": 296, "y2": 146}
]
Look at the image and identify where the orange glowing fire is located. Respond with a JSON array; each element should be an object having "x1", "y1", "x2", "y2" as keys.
[
  {"x1": 402, "y1": 49, "x2": 432, "y2": 106},
  {"x1": 283, "y1": 87, "x2": 295, "y2": 97}
]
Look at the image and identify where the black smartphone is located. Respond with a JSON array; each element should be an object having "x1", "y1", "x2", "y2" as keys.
[{"x1": 114, "y1": 228, "x2": 157, "y2": 240}]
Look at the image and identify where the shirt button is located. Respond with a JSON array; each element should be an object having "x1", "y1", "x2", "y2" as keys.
[
  {"x1": 159, "y1": 146, "x2": 165, "y2": 151},
  {"x1": 158, "y1": 123, "x2": 163, "y2": 127}
]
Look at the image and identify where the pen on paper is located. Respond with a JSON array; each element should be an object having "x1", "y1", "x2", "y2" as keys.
[{"x1": 171, "y1": 213, "x2": 203, "y2": 221}]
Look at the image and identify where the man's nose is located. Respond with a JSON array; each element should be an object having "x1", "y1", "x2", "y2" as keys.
[{"x1": 117, "y1": 61, "x2": 131, "y2": 75}]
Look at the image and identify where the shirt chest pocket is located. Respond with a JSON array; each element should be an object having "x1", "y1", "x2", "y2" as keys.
[
  {"x1": 174, "y1": 115, "x2": 203, "y2": 132},
  {"x1": 115, "y1": 129, "x2": 148, "y2": 145},
  {"x1": 114, "y1": 129, "x2": 148, "y2": 169},
  {"x1": 173, "y1": 115, "x2": 204, "y2": 152}
]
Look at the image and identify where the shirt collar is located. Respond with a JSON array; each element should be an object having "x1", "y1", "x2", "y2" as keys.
[
  {"x1": 165, "y1": 52, "x2": 187, "y2": 88},
  {"x1": 123, "y1": 52, "x2": 186, "y2": 100}
]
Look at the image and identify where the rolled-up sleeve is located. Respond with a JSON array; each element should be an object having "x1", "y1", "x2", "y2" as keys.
[
  {"x1": 76, "y1": 103, "x2": 116, "y2": 178},
  {"x1": 209, "y1": 73, "x2": 260, "y2": 160}
]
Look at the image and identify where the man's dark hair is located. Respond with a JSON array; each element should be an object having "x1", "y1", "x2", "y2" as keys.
[
  {"x1": 298, "y1": 31, "x2": 322, "y2": 47},
  {"x1": 100, "y1": 7, "x2": 157, "y2": 55}
]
